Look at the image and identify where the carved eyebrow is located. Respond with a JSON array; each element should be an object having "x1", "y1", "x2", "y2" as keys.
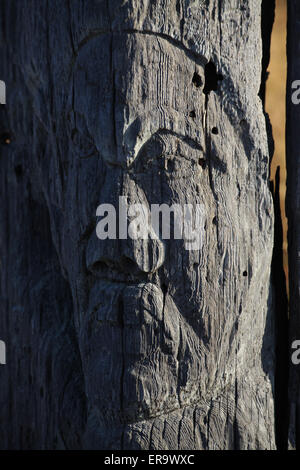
[
  {"x1": 130, "y1": 128, "x2": 203, "y2": 170},
  {"x1": 75, "y1": 29, "x2": 206, "y2": 67},
  {"x1": 157, "y1": 129, "x2": 203, "y2": 152},
  {"x1": 132, "y1": 129, "x2": 227, "y2": 174}
]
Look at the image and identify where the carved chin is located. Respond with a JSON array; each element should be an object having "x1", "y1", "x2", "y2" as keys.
[{"x1": 79, "y1": 280, "x2": 203, "y2": 423}]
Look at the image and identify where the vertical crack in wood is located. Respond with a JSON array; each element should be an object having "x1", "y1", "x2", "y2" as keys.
[{"x1": 270, "y1": 168, "x2": 289, "y2": 450}]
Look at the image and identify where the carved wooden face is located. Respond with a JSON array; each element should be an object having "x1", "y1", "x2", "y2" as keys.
[{"x1": 58, "y1": 32, "x2": 260, "y2": 425}]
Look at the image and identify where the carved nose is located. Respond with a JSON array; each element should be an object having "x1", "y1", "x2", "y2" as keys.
[
  {"x1": 86, "y1": 167, "x2": 165, "y2": 277},
  {"x1": 86, "y1": 231, "x2": 165, "y2": 277},
  {"x1": 121, "y1": 236, "x2": 165, "y2": 274}
]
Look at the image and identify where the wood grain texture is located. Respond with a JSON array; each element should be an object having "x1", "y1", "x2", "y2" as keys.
[{"x1": 0, "y1": 0, "x2": 276, "y2": 449}]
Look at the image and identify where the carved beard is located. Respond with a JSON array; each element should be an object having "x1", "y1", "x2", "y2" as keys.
[
  {"x1": 79, "y1": 279, "x2": 275, "y2": 451},
  {"x1": 79, "y1": 280, "x2": 206, "y2": 424}
]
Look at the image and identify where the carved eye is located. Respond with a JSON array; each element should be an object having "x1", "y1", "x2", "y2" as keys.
[
  {"x1": 68, "y1": 112, "x2": 98, "y2": 159},
  {"x1": 132, "y1": 132, "x2": 203, "y2": 181},
  {"x1": 71, "y1": 129, "x2": 98, "y2": 158},
  {"x1": 134, "y1": 134, "x2": 166, "y2": 173},
  {"x1": 144, "y1": 134, "x2": 165, "y2": 160}
]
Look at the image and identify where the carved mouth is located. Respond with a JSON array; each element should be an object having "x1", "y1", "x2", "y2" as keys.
[
  {"x1": 87, "y1": 278, "x2": 160, "y2": 327},
  {"x1": 88, "y1": 258, "x2": 150, "y2": 285},
  {"x1": 83, "y1": 279, "x2": 205, "y2": 425},
  {"x1": 82, "y1": 280, "x2": 182, "y2": 422}
]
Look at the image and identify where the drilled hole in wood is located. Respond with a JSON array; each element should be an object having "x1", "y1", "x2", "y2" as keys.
[
  {"x1": 1, "y1": 132, "x2": 11, "y2": 145},
  {"x1": 212, "y1": 127, "x2": 218, "y2": 135},
  {"x1": 198, "y1": 158, "x2": 206, "y2": 168},
  {"x1": 203, "y1": 61, "x2": 223, "y2": 95},
  {"x1": 189, "y1": 110, "x2": 196, "y2": 118},
  {"x1": 243, "y1": 271, "x2": 248, "y2": 277},
  {"x1": 192, "y1": 72, "x2": 202, "y2": 88}
]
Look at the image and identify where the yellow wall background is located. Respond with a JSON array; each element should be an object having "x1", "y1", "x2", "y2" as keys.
[{"x1": 265, "y1": 0, "x2": 288, "y2": 277}]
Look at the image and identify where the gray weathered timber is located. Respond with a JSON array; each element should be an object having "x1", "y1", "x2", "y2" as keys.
[
  {"x1": 0, "y1": 1, "x2": 276, "y2": 449},
  {"x1": 287, "y1": 0, "x2": 300, "y2": 450}
]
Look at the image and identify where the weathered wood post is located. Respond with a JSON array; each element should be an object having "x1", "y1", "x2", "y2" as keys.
[{"x1": 0, "y1": 1, "x2": 276, "y2": 449}]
